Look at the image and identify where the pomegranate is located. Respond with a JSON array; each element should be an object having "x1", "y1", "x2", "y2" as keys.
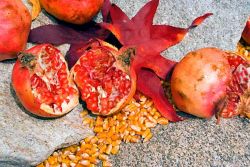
[
  {"x1": 71, "y1": 40, "x2": 136, "y2": 115},
  {"x1": 12, "y1": 44, "x2": 79, "y2": 118},
  {"x1": 39, "y1": 0, "x2": 104, "y2": 24},
  {"x1": 171, "y1": 48, "x2": 232, "y2": 118},
  {"x1": 0, "y1": 0, "x2": 31, "y2": 61}
]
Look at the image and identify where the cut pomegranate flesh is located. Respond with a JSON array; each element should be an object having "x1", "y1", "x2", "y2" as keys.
[
  {"x1": 72, "y1": 47, "x2": 132, "y2": 115},
  {"x1": 30, "y1": 45, "x2": 78, "y2": 114},
  {"x1": 219, "y1": 53, "x2": 250, "y2": 118}
]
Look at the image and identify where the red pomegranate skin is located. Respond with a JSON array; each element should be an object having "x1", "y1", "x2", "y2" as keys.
[
  {"x1": 171, "y1": 48, "x2": 232, "y2": 118},
  {"x1": 0, "y1": 0, "x2": 31, "y2": 61},
  {"x1": 40, "y1": 0, "x2": 104, "y2": 24}
]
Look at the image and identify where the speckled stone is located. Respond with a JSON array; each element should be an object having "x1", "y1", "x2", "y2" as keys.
[
  {"x1": 0, "y1": 1, "x2": 93, "y2": 166},
  {"x1": 110, "y1": 117, "x2": 250, "y2": 167},
  {"x1": 0, "y1": 0, "x2": 249, "y2": 166}
]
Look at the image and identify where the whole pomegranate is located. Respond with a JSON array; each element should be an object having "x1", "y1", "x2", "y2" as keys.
[
  {"x1": 171, "y1": 48, "x2": 232, "y2": 118},
  {"x1": 0, "y1": 0, "x2": 31, "y2": 61},
  {"x1": 40, "y1": 0, "x2": 104, "y2": 24},
  {"x1": 12, "y1": 44, "x2": 79, "y2": 118}
]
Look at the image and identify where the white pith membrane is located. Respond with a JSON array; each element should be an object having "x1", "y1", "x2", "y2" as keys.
[
  {"x1": 72, "y1": 47, "x2": 132, "y2": 115},
  {"x1": 30, "y1": 46, "x2": 78, "y2": 115}
]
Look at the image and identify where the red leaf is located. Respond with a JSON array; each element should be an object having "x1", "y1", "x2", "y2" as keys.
[
  {"x1": 102, "y1": 0, "x2": 112, "y2": 22},
  {"x1": 101, "y1": 0, "x2": 212, "y2": 121},
  {"x1": 136, "y1": 69, "x2": 183, "y2": 122},
  {"x1": 133, "y1": 51, "x2": 177, "y2": 79},
  {"x1": 28, "y1": 22, "x2": 109, "y2": 45}
]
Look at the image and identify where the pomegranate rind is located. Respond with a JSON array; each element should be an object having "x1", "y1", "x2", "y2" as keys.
[
  {"x1": 12, "y1": 44, "x2": 79, "y2": 118},
  {"x1": 71, "y1": 40, "x2": 136, "y2": 116},
  {"x1": 40, "y1": 0, "x2": 104, "y2": 24},
  {"x1": 171, "y1": 48, "x2": 232, "y2": 118},
  {"x1": 0, "y1": 0, "x2": 31, "y2": 61}
]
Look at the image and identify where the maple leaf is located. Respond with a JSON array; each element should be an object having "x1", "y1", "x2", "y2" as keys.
[{"x1": 101, "y1": 0, "x2": 212, "y2": 122}]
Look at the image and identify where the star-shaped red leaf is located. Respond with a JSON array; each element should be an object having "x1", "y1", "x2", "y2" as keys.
[{"x1": 101, "y1": 0, "x2": 212, "y2": 122}]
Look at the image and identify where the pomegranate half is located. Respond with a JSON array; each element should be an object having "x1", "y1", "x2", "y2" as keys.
[
  {"x1": 71, "y1": 40, "x2": 136, "y2": 115},
  {"x1": 12, "y1": 44, "x2": 79, "y2": 118}
]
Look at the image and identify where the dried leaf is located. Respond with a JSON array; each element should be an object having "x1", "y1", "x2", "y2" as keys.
[
  {"x1": 28, "y1": 22, "x2": 109, "y2": 45},
  {"x1": 28, "y1": 0, "x2": 41, "y2": 20}
]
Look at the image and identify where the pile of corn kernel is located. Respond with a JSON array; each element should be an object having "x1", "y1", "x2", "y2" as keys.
[{"x1": 37, "y1": 95, "x2": 168, "y2": 167}]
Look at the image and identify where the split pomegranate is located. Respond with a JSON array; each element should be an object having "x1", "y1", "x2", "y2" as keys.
[
  {"x1": 39, "y1": 0, "x2": 104, "y2": 24},
  {"x1": 218, "y1": 52, "x2": 250, "y2": 119},
  {"x1": 12, "y1": 44, "x2": 79, "y2": 118},
  {"x1": 171, "y1": 48, "x2": 232, "y2": 118},
  {"x1": 71, "y1": 40, "x2": 136, "y2": 115},
  {"x1": 0, "y1": 0, "x2": 31, "y2": 61}
]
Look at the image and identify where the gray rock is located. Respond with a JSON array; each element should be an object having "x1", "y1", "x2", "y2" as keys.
[
  {"x1": 0, "y1": 62, "x2": 93, "y2": 166},
  {"x1": 110, "y1": 117, "x2": 250, "y2": 167},
  {"x1": 0, "y1": 1, "x2": 93, "y2": 166}
]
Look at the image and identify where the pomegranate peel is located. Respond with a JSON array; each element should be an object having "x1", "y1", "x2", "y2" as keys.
[
  {"x1": 12, "y1": 44, "x2": 79, "y2": 118},
  {"x1": 171, "y1": 48, "x2": 232, "y2": 118}
]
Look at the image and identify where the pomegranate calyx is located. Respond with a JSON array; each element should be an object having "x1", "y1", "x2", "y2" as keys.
[
  {"x1": 18, "y1": 52, "x2": 37, "y2": 70},
  {"x1": 117, "y1": 48, "x2": 136, "y2": 73}
]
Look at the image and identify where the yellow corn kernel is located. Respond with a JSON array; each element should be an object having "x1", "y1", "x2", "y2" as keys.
[
  {"x1": 142, "y1": 128, "x2": 151, "y2": 138},
  {"x1": 99, "y1": 144, "x2": 107, "y2": 154},
  {"x1": 99, "y1": 153, "x2": 109, "y2": 161},
  {"x1": 145, "y1": 121, "x2": 156, "y2": 128},
  {"x1": 89, "y1": 156, "x2": 99, "y2": 164},
  {"x1": 143, "y1": 132, "x2": 153, "y2": 142},
  {"x1": 130, "y1": 125, "x2": 141, "y2": 132},
  {"x1": 144, "y1": 101, "x2": 153, "y2": 109},
  {"x1": 130, "y1": 136, "x2": 140, "y2": 143},
  {"x1": 80, "y1": 110, "x2": 88, "y2": 118},
  {"x1": 111, "y1": 140, "x2": 121, "y2": 146},
  {"x1": 95, "y1": 116, "x2": 103, "y2": 126},
  {"x1": 79, "y1": 160, "x2": 90, "y2": 166},
  {"x1": 90, "y1": 136, "x2": 98, "y2": 144},
  {"x1": 157, "y1": 117, "x2": 169, "y2": 125},
  {"x1": 111, "y1": 134, "x2": 120, "y2": 141},
  {"x1": 36, "y1": 163, "x2": 45, "y2": 167},
  {"x1": 111, "y1": 145, "x2": 119, "y2": 155},
  {"x1": 84, "y1": 136, "x2": 94, "y2": 143},
  {"x1": 81, "y1": 143, "x2": 92, "y2": 150},
  {"x1": 80, "y1": 153, "x2": 90, "y2": 159},
  {"x1": 68, "y1": 154, "x2": 76, "y2": 161},
  {"x1": 47, "y1": 156, "x2": 57, "y2": 165},
  {"x1": 105, "y1": 144, "x2": 112, "y2": 155},
  {"x1": 94, "y1": 126, "x2": 103, "y2": 133},
  {"x1": 103, "y1": 160, "x2": 112, "y2": 167}
]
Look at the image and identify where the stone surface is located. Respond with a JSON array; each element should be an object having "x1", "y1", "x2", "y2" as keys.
[
  {"x1": 0, "y1": 0, "x2": 249, "y2": 166},
  {"x1": 0, "y1": 61, "x2": 93, "y2": 166},
  {"x1": 110, "y1": 117, "x2": 250, "y2": 167},
  {"x1": 0, "y1": 1, "x2": 93, "y2": 167}
]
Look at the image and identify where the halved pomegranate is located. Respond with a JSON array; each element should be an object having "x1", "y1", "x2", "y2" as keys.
[
  {"x1": 71, "y1": 39, "x2": 136, "y2": 115},
  {"x1": 12, "y1": 44, "x2": 79, "y2": 118}
]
